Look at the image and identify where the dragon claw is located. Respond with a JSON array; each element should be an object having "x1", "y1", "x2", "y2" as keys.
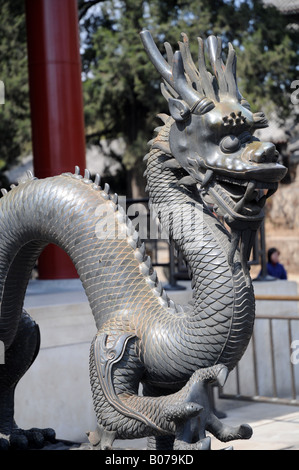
[
  {"x1": 174, "y1": 436, "x2": 211, "y2": 451},
  {"x1": 0, "y1": 427, "x2": 56, "y2": 450},
  {"x1": 238, "y1": 424, "x2": 253, "y2": 440},
  {"x1": 0, "y1": 437, "x2": 10, "y2": 451},
  {"x1": 216, "y1": 366, "x2": 229, "y2": 387},
  {"x1": 222, "y1": 423, "x2": 253, "y2": 442}
]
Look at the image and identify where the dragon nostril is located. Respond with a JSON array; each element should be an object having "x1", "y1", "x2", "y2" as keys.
[
  {"x1": 250, "y1": 151, "x2": 267, "y2": 163},
  {"x1": 250, "y1": 142, "x2": 277, "y2": 163},
  {"x1": 265, "y1": 144, "x2": 278, "y2": 162}
]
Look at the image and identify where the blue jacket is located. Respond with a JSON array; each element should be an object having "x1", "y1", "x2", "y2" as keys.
[{"x1": 266, "y1": 262, "x2": 287, "y2": 280}]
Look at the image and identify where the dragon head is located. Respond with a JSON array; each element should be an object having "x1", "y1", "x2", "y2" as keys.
[{"x1": 140, "y1": 30, "x2": 287, "y2": 232}]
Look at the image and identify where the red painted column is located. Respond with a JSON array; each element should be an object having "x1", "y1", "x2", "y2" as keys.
[{"x1": 25, "y1": 0, "x2": 86, "y2": 279}]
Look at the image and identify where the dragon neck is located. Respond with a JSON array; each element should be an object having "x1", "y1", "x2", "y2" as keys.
[{"x1": 145, "y1": 115, "x2": 256, "y2": 372}]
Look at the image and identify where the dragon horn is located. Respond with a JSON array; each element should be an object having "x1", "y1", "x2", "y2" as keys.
[
  {"x1": 206, "y1": 35, "x2": 245, "y2": 103},
  {"x1": 207, "y1": 36, "x2": 228, "y2": 98},
  {"x1": 140, "y1": 29, "x2": 203, "y2": 108},
  {"x1": 140, "y1": 30, "x2": 172, "y2": 83}
]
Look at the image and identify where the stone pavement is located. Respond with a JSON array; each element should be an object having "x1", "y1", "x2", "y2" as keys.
[
  {"x1": 44, "y1": 400, "x2": 299, "y2": 451},
  {"x1": 112, "y1": 400, "x2": 299, "y2": 451},
  {"x1": 209, "y1": 400, "x2": 299, "y2": 450}
]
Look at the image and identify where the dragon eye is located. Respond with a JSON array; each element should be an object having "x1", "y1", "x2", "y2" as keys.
[{"x1": 220, "y1": 135, "x2": 241, "y2": 154}]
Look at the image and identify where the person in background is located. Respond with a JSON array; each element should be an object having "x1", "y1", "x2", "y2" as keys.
[{"x1": 266, "y1": 247, "x2": 287, "y2": 280}]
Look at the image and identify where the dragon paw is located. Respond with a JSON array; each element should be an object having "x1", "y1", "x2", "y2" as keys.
[
  {"x1": 173, "y1": 436, "x2": 211, "y2": 450},
  {"x1": 215, "y1": 423, "x2": 253, "y2": 442},
  {"x1": 87, "y1": 425, "x2": 116, "y2": 450},
  {"x1": 0, "y1": 427, "x2": 56, "y2": 450}
]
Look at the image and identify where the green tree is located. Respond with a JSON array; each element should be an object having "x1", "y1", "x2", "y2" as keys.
[
  {"x1": 80, "y1": 0, "x2": 176, "y2": 196},
  {"x1": 229, "y1": 0, "x2": 298, "y2": 120},
  {"x1": 0, "y1": 0, "x2": 31, "y2": 177},
  {"x1": 80, "y1": 0, "x2": 298, "y2": 196}
]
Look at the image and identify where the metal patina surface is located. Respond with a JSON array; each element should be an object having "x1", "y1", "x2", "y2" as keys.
[{"x1": 0, "y1": 31, "x2": 287, "y2": 450}]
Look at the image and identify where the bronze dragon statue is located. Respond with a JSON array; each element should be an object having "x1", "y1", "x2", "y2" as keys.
[{"x1": 0, "y1": 31, "x2": 287, "y2": 450}]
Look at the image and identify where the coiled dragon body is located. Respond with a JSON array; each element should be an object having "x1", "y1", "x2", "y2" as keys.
[{"x1": 0, "y1": 31, "x2": 287, "y2": 450}]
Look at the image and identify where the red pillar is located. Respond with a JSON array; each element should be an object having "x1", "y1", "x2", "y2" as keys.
[{"x1": 25, "y1": 0, "x2": 86, "y2": 279}]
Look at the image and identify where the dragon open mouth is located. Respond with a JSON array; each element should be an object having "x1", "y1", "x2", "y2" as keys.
[
  {"x1": 214, "y1": 176, "x2": 277, "y2": 216},
  {"x1": 200, "y1": 173, "x2": 278, "y2": 229}
]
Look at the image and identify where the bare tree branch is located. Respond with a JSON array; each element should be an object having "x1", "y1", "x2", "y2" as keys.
[{"x1": 78, "y1": 0, "x2": 106, "y2": 20}]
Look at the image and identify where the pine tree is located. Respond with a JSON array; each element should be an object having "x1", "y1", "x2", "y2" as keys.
[{"x1": 0, "y1": 0, "x2": 31, "y2": 177}]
